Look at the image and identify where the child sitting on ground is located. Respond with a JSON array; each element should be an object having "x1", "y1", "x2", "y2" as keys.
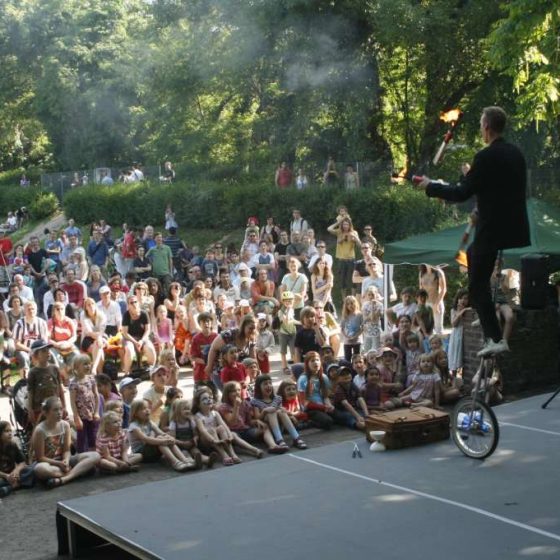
[
  {"x1": 404, "y1": 333, "x2": 422, "y2": 388},
  {"x1": 333, "y1": 366, "x2": 369, "y2": 429},
  {"x1": 96, "y1": 411, "x2": 142, "y2": 473},
  {"x1": 351, "y1": 353, "x2": 367, "y2": 391},
  {"x1": 0, "y1": 421, "x2": 34, "y2": 497},
  {"x1": 142, "y1": 365, "x2": 170, "y2": 424},
  {"x1": 159, "y1": 387, "x2": 183, "y2": 432},
  {"x1": 397, "y1": 353, "x2": 441, "y2": 409},
  {"x1": 251, "y1": 374, "x2": 307, "y2": 449},
  {"x1": 168, "y1": 399, "x2": 215, "y2": 469},
  {"x1": 377, "y1": 346, "x2": 405, "y2": 410},
  {"x1": 128, "y1": 400, "x2": 197, "y2": 472},
  {"x1": 362, "y1": 366, "x2": 383, "y2": 412},
  {"x1": 277, "y1": 380, "x2": 309, "y2": 430},
  {"x1": 192, "y1": 388, "x2": 241, "y2": 466}
]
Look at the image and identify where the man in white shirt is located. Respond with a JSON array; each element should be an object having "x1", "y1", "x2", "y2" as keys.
[
  {"x1": 232, "y1": 263, "x2": 254, "y2": 288},
  {"x1": 13, "y1": 274, "x2": 34, "y2": 302},
  {"x1": 97, "y1": 285, "x2": 122, "y2": 336},
  {"x1": 308, "y1": 240, "x2": 333, "y2": 272},
  {"x1": 289, "y1": 209, "x2": 309, "y2": 240}
]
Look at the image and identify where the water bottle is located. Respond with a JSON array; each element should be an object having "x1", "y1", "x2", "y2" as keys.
[{"x1": 457, "y1": 411, "x2": 490, "y2": 433}]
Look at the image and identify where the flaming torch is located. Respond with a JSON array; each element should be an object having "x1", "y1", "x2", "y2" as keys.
[{"x1": 433, "y1": 108, "x2": 463, "y2": 165}]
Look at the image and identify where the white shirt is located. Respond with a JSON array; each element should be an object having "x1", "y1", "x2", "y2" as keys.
[
  {"x1": 17, "y1": 285, "x2": 34, "y2": 302},
  {"x1": 97, "y1": 299, "x2": 123, "y2": 328},
  {"x1": 43, "y1": 290, "x2": 68, "y2": 318},
  {"x1": 308, "y1": 252, "x2": 333, "y2": 272}
]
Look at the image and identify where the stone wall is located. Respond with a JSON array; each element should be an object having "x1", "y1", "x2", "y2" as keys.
[{"x1": 462, "y1": 307, "x2": 559, "y2": 394}]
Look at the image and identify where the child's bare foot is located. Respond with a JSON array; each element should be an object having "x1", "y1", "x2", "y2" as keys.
[{"x1": 206, "y1": 452, "x2": 219, "y2": 468}]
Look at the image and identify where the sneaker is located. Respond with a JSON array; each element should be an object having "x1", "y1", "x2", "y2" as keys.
[{"x1": 477, "y1": 339, "x2": 510, "y2": 357}]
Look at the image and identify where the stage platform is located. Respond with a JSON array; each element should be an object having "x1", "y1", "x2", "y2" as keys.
[{"x1": 57, "y1": 393, "x2": 560, "y2": 559}]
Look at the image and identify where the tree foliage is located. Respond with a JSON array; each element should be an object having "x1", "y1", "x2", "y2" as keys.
[{"x1": 0, "y1": 0, "x2": 558, "y2": 176}]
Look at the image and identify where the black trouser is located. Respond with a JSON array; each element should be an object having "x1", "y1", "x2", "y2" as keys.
[{"x1": 467, "y1": 246, "x2": 501, "y2": 342}]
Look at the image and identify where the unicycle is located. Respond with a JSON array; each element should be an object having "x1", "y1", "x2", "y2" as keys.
[{"x1": 451, "y1": 355, "x2": 500, "y2": 459}]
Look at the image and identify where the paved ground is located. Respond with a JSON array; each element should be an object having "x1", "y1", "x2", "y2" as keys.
[
  {"x1": 57, "y1": 393, "x2": 560, "y2": 560},
  {"x1": 2, "y1": 350, "x2": 559, "y2": 560}
]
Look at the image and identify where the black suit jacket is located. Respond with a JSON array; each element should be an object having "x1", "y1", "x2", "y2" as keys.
[{"x1": 426, "y1": 137, "x2": 530, "y2": 254}]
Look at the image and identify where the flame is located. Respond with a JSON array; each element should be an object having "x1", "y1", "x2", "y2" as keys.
[
  {"x1": 455, "y1": 249, "x2": 468, "y2": 268},
  {"x1": 391, "y1": 167, "x2": 408, "y2": 184},
  {"x1": 440, "y1": 108, "x2": 462, "y2": 123}
]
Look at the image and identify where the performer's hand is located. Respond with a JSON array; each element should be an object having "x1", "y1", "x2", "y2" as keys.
[
  {"x1": 461, "y1": 163, "x2": 471, "y2": 176},
  {"x1": 417, "y1": 176, "x2": 431, "y2": 189}
]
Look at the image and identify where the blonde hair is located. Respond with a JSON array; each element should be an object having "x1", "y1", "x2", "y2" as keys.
[
  {"x1": 170, "y1": 398, "x2": 191, "y2": 423},
  {"x1": 104, "y1": 400, "x2": 123, "y2": 415},
  {"x1": 99, "y1": 411, "x2": 121, "y2": 436},
  {"x1": 158, "y1": 348, "x2": 177, "y2": 367},
  {"x1": 342, "y1": 295, "x2": 361, "y2": 319},
  {"x1": 72, "y1": 354, "x2": 91, "y2": 377},
  {"x1": 129, "y1": 399, "x2": 149, "y2": 424}
]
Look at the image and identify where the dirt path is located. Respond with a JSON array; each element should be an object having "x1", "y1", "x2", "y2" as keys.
[{"x1": 18, "y1": 211, "x2": 66, "y2": 246}]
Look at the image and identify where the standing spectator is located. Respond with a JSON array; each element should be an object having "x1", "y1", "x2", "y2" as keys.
[
  {"x1": 64, "y1": 219, "x2": 82, "y2": 243},
  {"x1": 275, "y1": 162, "x2": 293, "y2": 189},
  {"x1": 19, "y1": 174, "x2": 30, "y2": 187},
  {"x1": 295, "y1": 168, "x2": 309, "y2": 190},
  {"x1": 289, "y1": 209, "x2": 309, "y2": 239},
  {"x1": 327, "y1": 217, "x2": 361, "y2": 300},
  {"x1": 100, "y1": 170, "x2": 114, "y2": 185},
  {"x1": 118, "y1": 226, "x2": 137, "y2": 276},
  {"x1": 260, "y1": 217, "x2": 281, "y2": 244},
  {"x1": 323, "y1": 155, "x2": 339, "y2": 186},
  {"x1": 419, "y1": 264, "x2": 447, "y2": 335},
  {"x1": 44, "y1": 230, "x2": 63, "y2": 272},
  {"x1": 60, "y1": 234, "x2": 81, "y2": 269},
  {"x1": 361, "y1": 225, "x2": 378, "y2": 253},
  {"x1": 162, "y1": 161, "x2": 176, "y2": 183},
  {"x1": 386, "y1": 287, "x2": 418, "y2": 331},
  {"x1": 344, "y1": 164, "x2": 360, "y2": 190},
  {"x1": 87, "y1": 230, "x2": 109, "y2": 275},
  {"x1": 250, "y1": 241, "x2": 275, "y2": 281},
  {"x1": 147, "y1": 233, "x2": 174, "y2": 292},
  {"x1": 164, "y1": 227, "x2": 185, "y2": 273}
]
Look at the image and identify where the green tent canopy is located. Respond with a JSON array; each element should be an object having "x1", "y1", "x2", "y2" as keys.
[{"x1": 383, "y1": 198, "x2": 560, "y2": 270}]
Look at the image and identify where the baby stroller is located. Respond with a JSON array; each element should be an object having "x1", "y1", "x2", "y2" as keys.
[{"x1": 9, "y1": 378, "x2": 32, "y2": 459}]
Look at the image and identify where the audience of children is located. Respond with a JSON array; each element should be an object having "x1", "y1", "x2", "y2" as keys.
[{"x1": 0, "y1": 210, "x2": 521, "y2": 497}]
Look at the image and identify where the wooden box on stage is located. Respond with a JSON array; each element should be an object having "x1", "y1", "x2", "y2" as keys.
[{"x1": 365, "y1": 407, "x2": 450, "y2": 450}]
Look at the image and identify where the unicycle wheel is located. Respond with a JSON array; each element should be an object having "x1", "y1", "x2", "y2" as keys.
[{"x1": 451, "y1": 397, "x2": 499, "y2": 459}]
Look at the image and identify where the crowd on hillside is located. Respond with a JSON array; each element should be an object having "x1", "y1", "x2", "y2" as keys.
[{"x1": 0, "y1": 204, "x2": 513, "y2": 496}]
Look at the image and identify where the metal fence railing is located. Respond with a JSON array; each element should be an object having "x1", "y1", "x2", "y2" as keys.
[{"x1": 37, "y1": 162, "x2": 560, "y2": 200}]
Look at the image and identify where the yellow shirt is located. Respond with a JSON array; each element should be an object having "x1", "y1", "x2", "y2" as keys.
[{"x1": 336, "y1": 234, "x2": 357, "y2": 260}]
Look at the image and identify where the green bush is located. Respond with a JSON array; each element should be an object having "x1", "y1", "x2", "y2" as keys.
[
  {"x1": 29, "y1": 192, "x2": 59, "y2": 220},
  {"x1": 0, "y1": 184, "x2": 43, "y2": 213},
  {"x1": 62, "y1": 180, "x2": 456, "y2": 244}
]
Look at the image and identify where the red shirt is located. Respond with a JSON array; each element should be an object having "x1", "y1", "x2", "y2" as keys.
[
  {"x1": 220, "y1": 362, "x2": 249, "y2": 399},
  {"x1": 121, "y1": 232, "x2": 136, "y2": 259},
  {"x1": 190, "y1": 331, "x2": 218, "y2": 382},
  {"x1": 0, "y1": 237, "x2": 13, "y2": 266},
  {"x1": 277, "y1": 167, "x2": 292, "y2": 188}
]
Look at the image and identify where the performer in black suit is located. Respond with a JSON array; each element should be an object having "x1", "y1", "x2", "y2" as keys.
[{"x1": 418, "y1": 106, "x2": 530, "y2": 356}]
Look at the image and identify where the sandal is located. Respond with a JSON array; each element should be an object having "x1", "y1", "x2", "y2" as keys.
[
  {"x1": 268, "y1": 445, "x2": 287, "y2": 455},
  {"x1": 223, "y1": 457, "x2": 235, "y2": 466},
  {"x1": 46, "y1": 477, "x2": 64, "y2": 490},
  {"x1": 206, "y1": 452, "x2": 219, "y2": 469},
  {"x1": 277, "y1": 440, "x2": 290, "y2": 449},
  {"x1": 293, "y1": 438, "x2": 307, "y2": 449}
]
